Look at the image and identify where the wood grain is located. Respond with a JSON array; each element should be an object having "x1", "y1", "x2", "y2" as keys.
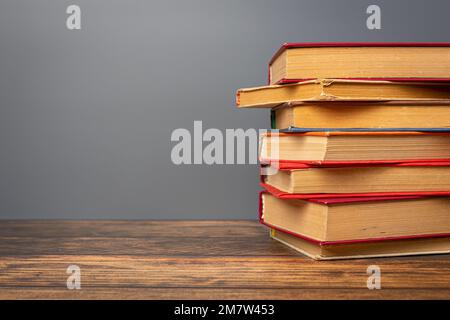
[{"x1": 0, "y1": 220, "x2": 449, "y2": 299}]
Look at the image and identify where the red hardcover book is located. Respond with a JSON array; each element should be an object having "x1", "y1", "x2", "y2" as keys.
[
  {"x1": 262, "y1": 159, "x2": 450, "y2": 170},
  {"x1": 260, "y1": 181, "x2": 450, "y2": 200},
  {"x1": 259, "y1": 190, "x2": 450, "y2": 246},
  {"x1": 259, "y1": 131, "x2": 450, "y2": 164},
  {"x1": 260, "y1": 160, "x2": 450, "y2": 198},
  {"x1": 268, "y1": 42, "x2": 450, "y2": 85},
  {"x1": 259, "y1": 189, "x2": 450, "y2": 260}
]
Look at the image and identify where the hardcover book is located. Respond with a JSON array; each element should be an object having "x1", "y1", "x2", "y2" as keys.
[
  {"x1": 259, "y1": 131, "x2": 450, "y2": 163},
  {"x1": 268, "y1": 43, "x2": 450, "y2": 85},
  {"x1": 260, "y1": 191, "x2": 450, "y2": 244},
  {"x1": 262, "y1": 163, "x2": 450, "y2": 194},
  {"x1": 236, "y1": 79, "x2": 450, "y2": 108},
  {"x1": 270, "y1": 102, "x2": 450, "y2": 129},
  {"x1": 261, "y1": 191, "x2": 450, "y2": 260},
  {"x1": 270, "y1": 228, "x2": 450, "y2": 260}
]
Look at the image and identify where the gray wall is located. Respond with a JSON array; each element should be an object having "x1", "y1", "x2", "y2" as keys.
[{"x1": 1, "y1": 0, "x2": 449, "y2": 219}]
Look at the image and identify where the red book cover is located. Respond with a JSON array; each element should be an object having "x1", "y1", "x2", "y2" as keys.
[
  {"x1": 259, "y1": 132, "x2": 450, "y2": 166},
  {"x1": 259, "y1": 160, "x2": 450, "y2": 199},
  {"x1": 268, "y1": 42, "x2": 450, "y2": 84},
  {"x1": 261, "y1": 159, "x2": 450, "y2": 170},
  {"x1": 260, "y1": 181, "x2": 450, "y2": 200},
  {"x1": 258, "y1": 190, "x2": 450, "y2": 246}
]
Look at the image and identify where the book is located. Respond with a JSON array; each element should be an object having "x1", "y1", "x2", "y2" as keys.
[
  {"x1": 260, "y1": 132, "x2": 450, "y2": 162},
  {"x1": 262, "y1": 165, "x2": 450, "y2": 194},
  {"x1": 271, "y1": 102, "x2": 450, "y2": 129},
  {"x1": 270, "y1": 228, "x2": 450, "y2": 260},
  {"x1": 260, "y1": 191, "x2": 450, "y2": 243},
  {"x1": 268, "y1": 43, "x2": 450, "y2": 85},
  {"x1": 281, "y1": 128, "x2": 450, "y2": 132},
  {"x1": 261, "y1": 181, "x2": 450, "y2": 199},
  {"x1": 236, "y1": 79, "x2": 450, "y2": 108}
]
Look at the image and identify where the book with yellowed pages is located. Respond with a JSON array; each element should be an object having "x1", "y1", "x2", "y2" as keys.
[
  {"x1": 262, "y1": 164, "x2": 450, "y2": 194},
  {"x1": 261, "y1": 192, "x2": 450, "y2": 244},
  {"x1": 259, "y1": 132, "x2": 450, "y2": 162},
  {"x1": 236, "y1": 79, "x2": 450, "y2": 108},
  {"x1": 268, "y1": 43, "x2": 450, "y2": 85},
  {"x1": 270, "y1": 102, "x2": 450, "y2": 129},
  {"x1": 270, "y1": 228, "x2": 450, "y2": 260}
]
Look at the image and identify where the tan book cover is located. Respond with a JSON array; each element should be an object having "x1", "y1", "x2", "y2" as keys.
[
  {"x1": 236, "y1": 79, "x2": 450, "y2": 108},
  {"x1": 271, "y1": 228, "x2": 450, "y2": 260}
]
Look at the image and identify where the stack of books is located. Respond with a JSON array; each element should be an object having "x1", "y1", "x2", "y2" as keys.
[{"x1": 237, "y1": 43, "x2": 450, "y2": 260}]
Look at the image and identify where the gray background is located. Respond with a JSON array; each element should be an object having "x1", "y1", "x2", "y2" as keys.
[{"x1": 0, "y1": 0, "x2": 449, "y2": 219}]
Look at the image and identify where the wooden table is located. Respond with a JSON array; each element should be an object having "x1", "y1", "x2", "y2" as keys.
[{"x1": 1, "y1": 220, "x2": 449, "y2": 299}]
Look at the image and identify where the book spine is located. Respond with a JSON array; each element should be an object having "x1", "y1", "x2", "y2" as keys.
[{"x1": 270, "y1": 110, "x2": 276, "y2": 129}]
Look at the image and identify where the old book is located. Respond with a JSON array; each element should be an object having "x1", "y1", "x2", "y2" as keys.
[
  {"x1": 263, "y1": 165, "x2": 450, "y2": 194},
  {"x1": 271, "y1": 102, "x2": 450, "y2": 129},
  {"x1": 270, "y1": 228, "x2": 450, "y2": 260},
  {"x1": 259, "y1": 132, "x2": 450, "y2": 162},
  {"x1": 236, "y1": 80, "x2": 450, "y2": 108},
  {"x1": 268, "y1": 43, "x2": 450, "y2": 85},
  {"x1": 261, "y1": 192, "x2": 450, "y2": 243}
]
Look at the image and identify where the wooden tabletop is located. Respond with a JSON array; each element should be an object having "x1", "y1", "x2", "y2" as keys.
[{"x1": 1, "y1": 220, "x2": 450, "y2": 299}]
